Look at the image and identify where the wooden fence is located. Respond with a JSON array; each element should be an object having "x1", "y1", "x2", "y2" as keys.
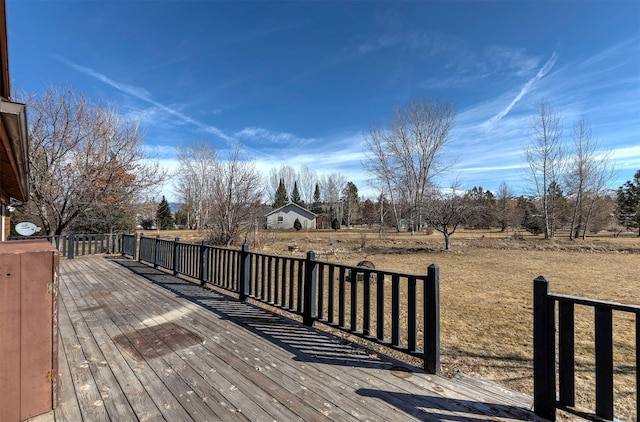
[
  {"x1": 534, "y1": 276, "x2": 639, "y2": 421},
  {"x1": 122, "y1": 233, "x2": 441, "y2": 374},
  {"x1": 9, "y1": 233, "x2": 122, "y2": 259}
]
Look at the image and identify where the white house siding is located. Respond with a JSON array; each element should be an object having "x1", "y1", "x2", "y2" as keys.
[{"x1": 266, "y1": 203, "x2": 316, "y2": 230}]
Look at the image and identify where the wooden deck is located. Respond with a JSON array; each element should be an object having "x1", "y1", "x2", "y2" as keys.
[{"x1": 33, "y1": 256, "x2": 540, "y2": 421}]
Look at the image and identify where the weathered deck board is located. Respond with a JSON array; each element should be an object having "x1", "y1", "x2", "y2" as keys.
[{"x1": 50, "y1": 256, "x2": 540, "y2": 422}]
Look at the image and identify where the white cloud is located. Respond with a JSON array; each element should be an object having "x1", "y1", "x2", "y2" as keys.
[{"x1": 235, "y1": 127, "x2": 316, "y2": 145}]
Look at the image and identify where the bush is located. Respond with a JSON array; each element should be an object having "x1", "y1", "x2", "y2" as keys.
[{"x1": 293, "y1": 218, "x2": 302, "y2": 231}]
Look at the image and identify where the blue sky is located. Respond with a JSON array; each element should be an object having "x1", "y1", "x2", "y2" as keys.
[{"x1": 7, "y1": 1, "x2": 640, "y2": 202}]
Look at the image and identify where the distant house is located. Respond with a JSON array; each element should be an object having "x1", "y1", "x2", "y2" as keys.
[{"x1": 265, "y1": 203, "x2": 316, "y2": 230}]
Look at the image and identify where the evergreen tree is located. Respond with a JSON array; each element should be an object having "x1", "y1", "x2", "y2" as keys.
[
  {"x1": 311, "y1": 183, "x2": 323, "y2": 214},
  {"x1": 293, "y1": 218, "x2": 302, "y2": 231},
  {"x1": 518, "y1": 197, "x2": 544, "y2": 235},
  {"x1": 331, "y1": 218, "x2": 341, "y2": 231},
  {"x1": 618, "y1": 170, "x2": 640, "y2": 236},
  {"x1": 291, "y1": 181, "x2": 303, "y2": 206},
  {"x1": 273, "y1": 178, "x2": 289, "y2": 208},
  {"x1": 341, "y1": 181, "x2": 360, "y2": 226},
  {"x1": 156, "y1": 195, "x2": 174, "y2": 230}
]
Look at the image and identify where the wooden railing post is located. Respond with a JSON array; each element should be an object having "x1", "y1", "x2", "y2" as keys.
[
  {"x1": 200, "y1": 240, "x2": 208, "y2": 286},
  {"x1": 173, "y1": 237, "x2": 180, "y2": 275},
  {"x1": 303, "y1": 251, "x2": 317, "y2": 327},
  {"x1": 239, "y1": 243, "x2": 250, "y2": 300},
  {"x1": 595, "y1": 307, "x2": 614, "y2": 420},
  {"x1": 133, "y1": 233, "x2": 138, "y2": 261},
  {"x1": 424, "y1": 264, "x2": 440, "y2": 374},
  {"x1": 67, "y1": 233, "x2": 75, "y2": 260},
  {"x1": 534, "y1": 275, "x2": 556, "y2": 421},
  {"x1": 138, "y1": 233, "x2": 144, "y2": 262},
  {"x1": 154, "y1": 235, "x2": 160, "y2": 269}
]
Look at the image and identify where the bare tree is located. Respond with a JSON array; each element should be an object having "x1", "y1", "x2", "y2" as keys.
[
  {"x1": 174, "y1": 141, "x2": 217, "y2": 229},
  {"x1": 495, "y1": 181, "x2": 521, "y2": 232},
  {"x1": 319, "y1": 173, "x2": 346, "y2": 220},
  {"x1": 266, "y1": 164, "x2": 318, "y2": 206},
  {"x1": 363, "y1": 123, "x2": 402, "y2": 230},
  {"x1": 208, "y1": 144, "x2": 263, "y2": 246},
  {"x1": 524, "y1": 99, "x2": 566, "y2": 239},
  {"x1": 297, "y1": 165, "x2": 318, "y2": 205},
  {"x1": 267, "y1": 164, "x2": 297, "y2": 205},
  {"x1": 565, "y1": 118, "x2": 615, "y2": 239},
  {"x1": 22, "y1": 85, "x2": 166, "y2": 236},
  {"x1": 423, "y1": 180, "x2": 470, "y2": 250},
  {"x1": 364, "y1": 98, "x2": 456, "y2": 233}
]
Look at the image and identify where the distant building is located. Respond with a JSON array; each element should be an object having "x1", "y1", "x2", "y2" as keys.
[{"x1": 265, "y1": 202, "x2": 316, "y2": 230}]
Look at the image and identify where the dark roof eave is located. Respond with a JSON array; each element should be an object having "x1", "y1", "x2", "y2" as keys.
[{"x1": 0, "y1": 99, "x2": 29, "y2": 201}]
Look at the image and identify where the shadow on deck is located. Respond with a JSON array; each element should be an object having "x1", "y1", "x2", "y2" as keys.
[{"x1": 114, "y1": 258, "x2": 404, "y2": 371}]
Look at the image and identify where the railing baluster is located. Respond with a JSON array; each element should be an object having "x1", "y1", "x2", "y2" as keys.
[
  {"x1": 376, "y1": 272, "x2": 384, "y2": 341},
  {"x1": 280, "y1": 258, "x2": 287, "y2": 308},
  {"x1": 328, "y1": 266, "x2": 335, "y2": 324},
  {"x1": 226, "y1": 250, "x2": 232, "y2": 289},
  {"x1": 317, "y1": 264, "x2": 324, "y2": 320},
  {"x1": 260, "y1": 255, "x2": 266, "y2": 300},
  {"x1": 273, "y1": 258, "x2": 280, "y2": 306},
  {"x1": 391, "y1": 274, "x2": 400, "y2": 347},
  {"x1": 558, "y1": 301, "x2": 575, "y2": 407},
  {"x1": 338, "y1": 267, "x2": 346, "y2": 328},
  {"x1": 363, "y1": 270, "x2": 370, "y2": 337},
  {"x1": 266, "y1": 256, "x2": 272, "y2": 302},
  {"x1": 296, "y1": 261, "x2": 304, "y2": 312},
  {"x1": 350, "y1": 269, "x2": 358, "y2": 332},
  {"x1": 407, "y1": 276, "x2": 416, "y2": 352},
  {"x1": 595, "y1": 307, "x2": 614, "y2": 420},
  {"x1": 288, "y1": 259, "x2": 295, "y2": 310}
]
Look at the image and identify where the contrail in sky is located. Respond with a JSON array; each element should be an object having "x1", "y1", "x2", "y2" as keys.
[
  {"x1": 53, "y1": 54, "x2": 232, "y2": 141},
  {"x1": 486, "y1": 51, "x2": 558, "y2": 126}
]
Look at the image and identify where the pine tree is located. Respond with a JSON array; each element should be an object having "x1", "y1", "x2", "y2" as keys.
[
  {"x1": 156, "y1": 195, "x2": 174, "y2": 230},
  {"x1": 618, "y1": 170, "x2": 640, "y2": 236},
  {"x1": 291, "y1": 181, "x2": 303, "y2": 206},
  {"x1": 311, "y1": 183, "x2": 323, "y2": 214},
  {"x1": 293, "y1": 218, "x2": 302, "y2": 231},
  {"x1": 273, "y1": 178, "x2": 289, "y2": 208}
]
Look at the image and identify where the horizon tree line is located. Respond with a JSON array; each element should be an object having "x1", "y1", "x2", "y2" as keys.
[{"x1": 12, "y1": 84, "x2": 638, "y2": 248}]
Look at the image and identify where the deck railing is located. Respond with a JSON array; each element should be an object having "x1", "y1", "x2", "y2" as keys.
[
  {"x1": 122, "y1": 233, "x2": 441, "y2": 374},
  {"x1": 534, "y1": 276, "x2": 639, "y2": 421},
  {"x1": 9, "y1": 233, "x2": 121, "y2": 259}
]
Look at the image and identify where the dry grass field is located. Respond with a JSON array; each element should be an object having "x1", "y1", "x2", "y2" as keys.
[{"x1": 142, "y1": 227, "x2": 639, "y2": 420}]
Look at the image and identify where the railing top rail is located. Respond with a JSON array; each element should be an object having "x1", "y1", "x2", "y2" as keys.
[
  {"x1": 316, "y1": 259, "x2": 434, "y2": 279},
  {"x1": 549, "y1": 292, "x2": 640, "y2": 314},
  {"x1": 247, "y1": 249, "x2": 306, "y2": 261}
]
